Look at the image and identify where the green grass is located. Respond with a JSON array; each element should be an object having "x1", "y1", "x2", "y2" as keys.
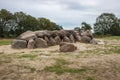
[
  {"x1": 108, "y1": 46, "x2": 120, "y2": 54},
  {"x1": 44, "y1": 58, "x2": 87, "y2": 75},
  {"x1": 44, "y1": 65, "x2": 86, "y2": 75},
  {"x1": 0, "y1": 39, "x2": 12, "y2": 46},
  {"x1": 114, "y1": 48, "x2": 120, "y2": 53},
  {"x1": 44, "y1": 65, "x2": 64, "y2": 75},
  {"x1": 19, "y1": 54, "x2": 37, "y2": 60},
  {"x1": 0, "y1": 55, "x2": 12, "y2": 64},
  {"x1": 55, "y1": 58, "x2": 70, "y2": 65},
  {"x1": 87, "y1": 77, "x2": 95, "y2": 80},
  {"x1": 23, "y1": 66, "x2": 36, "y2": 72},
  {"x1": 39, "y1": 52, "x2": 51, "y2": 56},
  {"x1": 103, "y1": 36, "x2": 120, "y2": 40},
  {"x1": 0, "y1": 54, "x2": 18, "y2": 65},
  {"x1": 79, "y1": 44, "x2": 120, "y2": 55},
  {"x1": 12, "y1": 65, "x2": 36, "y2": 73}
]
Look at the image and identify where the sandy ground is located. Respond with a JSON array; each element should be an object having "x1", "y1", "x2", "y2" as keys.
[
  {"x1": 0, "y1": 39, "x2": 120, "y2": 80},
  {"x1": 0, "y1": 42, "x2": 91, "y2": 53}
]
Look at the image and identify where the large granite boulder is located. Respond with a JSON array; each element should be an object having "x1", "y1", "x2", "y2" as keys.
[
  {"x1": 17, "y1": 31, "x2": 36, "y2": 41},
  {"x1": 82, "y1": 30, "x2": 93, "y2": 39},
  {"x1": 54, "y1": 36, "x2": 61, "y2": 44},
  {"x1": 69, "y1": 34, "x2": 75, "y2": 43},
  {"x1": 35, "y1": 30, "x2": 52, "y2": 38},
  {"x1": 50, "y1": 30, "x2": 58, "y2": 38},
  {"x1": 52, "y1": 30, "x2": 77, "y2": 40},
  {"x1": 34, "y1": 31, "x2": 44, "y2": 38},
  {"x1": 35, "y1": 38, "x2": 48, "y2": 48},
  {"x1": 66, "y1": 30, "x2": 78, "y2": 41},
  {"x1": 81, "y1": 36, "x2": 92, "y2": 43},
  {"x1": 44, "y1": 36, "x2": 50, "y2": 45},
  {"x1": 76, "y1": 35, "x2": 81, "y2": 42},
  {"x1": 27, "y1": 39, "x2": 35, "y2": 49},
  {"x1": 49, "y1": 37, "x2": 56, "y2": 46},
  {"x1": 59, "y1": 42, "x2": 77, "y2": 52},
  {"x1": 63, "y1": 36, "x2": 71, "y2": 42},
  {"x1": 53, "y1": 30, "x2": 69, "y2": 39},
  {"x1": 12, "y1": 39, "x2": 27, "y2": 49}
]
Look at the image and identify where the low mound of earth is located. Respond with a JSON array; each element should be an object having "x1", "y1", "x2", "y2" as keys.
[{"x1": 0, "y1": 38, "x2": 120, "y2": 80}]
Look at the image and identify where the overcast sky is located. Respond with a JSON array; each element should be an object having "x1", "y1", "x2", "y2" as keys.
[{"x1": 0, "y1": 0, "x2": 120, "y2": 29}]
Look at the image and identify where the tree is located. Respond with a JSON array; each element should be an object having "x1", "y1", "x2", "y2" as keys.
[
  {"x1": 74, "y1": 27, "x2": 81, "y2": 32},
  {"x1": 81, "y1": 22, "x2": 92, "y2": 31},
  {"x1": 94, "y1": 13, "x2": 120, "y2": 35},
  {"x1": 13, "y1": 12, "x2": 28, "y2": 35},
  {"x1": 14, "y1": 12, "x2": 38, "y2": 35},
  {"x1": 37, "y1": 17, "x2": 63, "y2": 30},
  {"x1": 50, "y1": 22, "x2": 63, "y2": 30},
  {"x1": 20, "y1": 15, "x2": 38, "y2": 31},
  {"x1": 0, "y1": 9, "x2": 63, "y2": 38},
  {"x1": 109, "y1": 19, "x2": 120, "y2": 36},
  {"x1": 37, "y1": 18, "x2": 52, "y2": 30},
  {"x1": 0, "y1": 9, "x2": 13, "y2": 37}
]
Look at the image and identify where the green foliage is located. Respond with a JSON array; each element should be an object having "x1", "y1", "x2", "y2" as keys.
[
  {"x1": 0, "y1": 9, "x2": 63, "y2": 38},
  {"x1": 37, "y1": 18, "x2": 51, "y2": 30},
  {"x1": 0, "y1": 9, "x2": 13, "y2": 37},
  {"x1": 109, "y1": 19, "x2": 120, "y2": 36},
  {"x1": 37, "y1": 18, "x2": 63, "y2": 30},
  {"x1": 44, "y1": 58, "x2": 87, "y2": 75},
  {"x1": 94, "y1": 13, "x2": 120, "y2": 36},
  {"x1": 81, "y1": 22, "x2": 92, "y2": 31},
  {"x1": 50, "y1": 22, "x2": 63, "y2": 30},
  {"x1": 74, "y1": 27, "x2": 81, "y2": 32}
]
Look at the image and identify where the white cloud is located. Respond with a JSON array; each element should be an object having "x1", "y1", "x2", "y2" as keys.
[
  {"x1": 0, "y1": 0, "x2": 120, "y2": 29},
  {"x1": 80, "y1": 0, "x2": 98, "y2": 6}
]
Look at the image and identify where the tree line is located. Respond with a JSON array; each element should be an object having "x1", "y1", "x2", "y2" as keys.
[
  {"x1": 0, "y1": 9, "x2": 63, "y2": 38},
  {"x1": 0, "y1": 9, "x2": 120, "y2": 38},
  {"x1": 74, "y1": 13, "x2": 120, "y2": 36}
]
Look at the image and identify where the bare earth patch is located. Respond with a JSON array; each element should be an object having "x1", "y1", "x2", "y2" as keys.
[{"x1": 0, "y1": 37, "x2": 120, "y2": 80}]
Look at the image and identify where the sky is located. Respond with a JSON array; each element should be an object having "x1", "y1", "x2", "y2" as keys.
[{"x1": 0, "y1": 0, "x2": 120, "y2": 29}]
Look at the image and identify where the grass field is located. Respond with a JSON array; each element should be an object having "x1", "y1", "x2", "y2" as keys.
[
  {"x1": 0, "y1": 36, "x2": 120, "y2": 80},
  {"x1": 102, "y1": 36, "x2": 120, "y2": 40},
  {"x1": 0, "y1": 39, "x2": 12, "y2": 46}
]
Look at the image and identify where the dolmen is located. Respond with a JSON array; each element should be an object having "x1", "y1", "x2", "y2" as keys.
[{"x1": 11, "y1": 30, "x2": 97, "y2": 52}]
